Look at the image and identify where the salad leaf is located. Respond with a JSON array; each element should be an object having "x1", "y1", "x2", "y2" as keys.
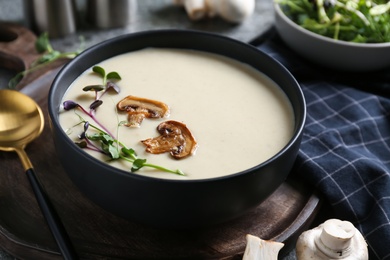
[{"x1": 277, "y1": 0, "x2": 390, "y2": 43}]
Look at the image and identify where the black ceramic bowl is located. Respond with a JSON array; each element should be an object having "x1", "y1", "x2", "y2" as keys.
[{"x1": 48, "y1": 30, "x2": 306, "y2": 229}]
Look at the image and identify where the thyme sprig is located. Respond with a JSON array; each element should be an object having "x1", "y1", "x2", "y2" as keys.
[
  {"x1": 9, "y1": 33, "x2": 84, "y2": 89},
  {"x1": 63, "y1": 66, "x2": 185, "y2": 176}
]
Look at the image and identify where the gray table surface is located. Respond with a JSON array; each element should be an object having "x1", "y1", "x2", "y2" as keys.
[{"x1": 0, "y1": 0, "x2": 297, "y2": 259}]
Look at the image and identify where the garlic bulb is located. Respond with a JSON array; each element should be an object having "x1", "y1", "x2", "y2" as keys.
[
  {"x1": 173, "y1": 0, "x2": 255, "y2": 23},
  {"x1": 296, "y1": 219, "x2": 368, "y2": 260},
  {"x1": 206, "y1": 0, "x2": 255, "y2": 23}
]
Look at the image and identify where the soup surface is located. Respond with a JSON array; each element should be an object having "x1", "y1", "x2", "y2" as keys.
[{"x1": 59, "y1": 48, "x2": 294, "y2": 180}]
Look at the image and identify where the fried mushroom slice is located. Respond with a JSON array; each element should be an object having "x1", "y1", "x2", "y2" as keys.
[
  {"x1": 117, "y1": 95, "x2": 170, "y2": 127},
  {"x1": 141, "y1": 120, "x2": 197, "y2": 159}
]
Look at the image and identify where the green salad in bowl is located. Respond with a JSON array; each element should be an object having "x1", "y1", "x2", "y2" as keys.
[
  {"x1": 274, "y1": 0, "x2": 390, "y2": 71},
  {"x1": 277, "y1": 0, "x2": 390, "y2": 43}
]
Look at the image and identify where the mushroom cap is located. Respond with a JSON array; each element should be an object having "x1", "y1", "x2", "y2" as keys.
[
  {"x1": 141, "y1": 120, "x2": 197, "y2": 159},
  {"x1": 117, "y1": 95, "x2": 170, "y2": 127}
]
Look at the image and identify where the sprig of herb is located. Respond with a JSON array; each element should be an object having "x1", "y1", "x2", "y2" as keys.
[
  {"x1": 75, "y1": 119, "x2": 184, "y2": 175},
  {"x1": 277, "y1": 0, "x2": 390, "y2": 43},
  {"x1": 63, "y1": 66, "x2": 185, "y2": 176},
  {"x1": 83, "y1": 66, "x2": 121, "y2": 101},
  {"x1": 63, "y1": 65, "x2": 122, "y2": 137},
  {"x1": 63, "y1": 100, "x2": 115, "y2": 138},
  {"x1": 9, "y1": 33, "x2": 84, "y2": 89}
]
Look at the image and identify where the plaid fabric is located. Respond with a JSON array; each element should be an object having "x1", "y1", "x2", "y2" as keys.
[{"x1": 257, "y1": 35, "x2": 390, "y2": 260}]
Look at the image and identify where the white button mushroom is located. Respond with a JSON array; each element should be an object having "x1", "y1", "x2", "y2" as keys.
[
  {"x1": 296, "y1": 219, "x2": 368, "y2": 260},
  {"x1": 242, "y1": 234, "x2": 284, "y2": 260},
  {"x1": 173, "y1": 0, "x2": 255, "y2": 23}
]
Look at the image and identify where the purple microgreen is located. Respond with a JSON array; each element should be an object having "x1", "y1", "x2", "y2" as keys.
[
  {"x1": 79, "y1": 131, "x2": 86, "y2": 140},
  {"x1": 90, "y1": 100, "x2": 103, "y2": 110},
  {"x1": 78, "y1": 121, "x2": 89, "y2": 140},
  {"x1": 106, "y1": 81, "x2": 120, "y2": 93},
  {"x1": 84, "y1": 121, "x2": 90, "y2": 132},
  {"x1": 63, "y1": 100, "x2": 79, "y2": 110},
  {"x1": 63, "y1": 100, "x2": 115, "y2": 138},
  {"x1": 98, "y1": 81, "x2": 121, "y2": 100}
]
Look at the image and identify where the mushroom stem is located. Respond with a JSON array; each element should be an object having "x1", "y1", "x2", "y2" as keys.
[
  {"x1": 243, "y1": 234, "x2": 284, "y2": 260},
  {"x1": 117, "y1": 95, "x2": 170, "y2": 128}
]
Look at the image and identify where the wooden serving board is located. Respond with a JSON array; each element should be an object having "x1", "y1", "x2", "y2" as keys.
[{"x1": 0, "y1": 23, "x2": 321, "y2": 259}]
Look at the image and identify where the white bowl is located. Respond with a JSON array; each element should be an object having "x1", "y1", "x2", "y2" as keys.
[{"x1": 274, "y1": 3, "x2": 390, "y2": 72}]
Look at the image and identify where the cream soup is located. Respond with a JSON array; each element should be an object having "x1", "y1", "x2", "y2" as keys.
[{"x1": 59, "y1": 48, "x2": 294, "y2": 180}]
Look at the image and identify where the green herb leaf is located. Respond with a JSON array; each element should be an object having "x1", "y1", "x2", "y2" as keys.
[
  {"x1": 107, "y1": 71, "x2": 122, "y2": 80},
  {"x1": 8, "y1": 72, "x2": 24, "y2": 89},
  {"x1": 108, "y1": 144, "x2": 120, "y2": 159},
  {"x1": 121, "y1": 147, "x2": 137, "y2": 160},
  {"x1": 8, "y1": 32, "x2": 82, "y2": 89},
  {"x1": 131, "y1": 159, "x2": 147, "y2": 172},
  {"x1": 35, "y1": 32, "x2": 52, "y2": 53},
  {"x1": 93, "y1": 66, "x2": 105, "y2": 78},
  {"x1": 101, "y1": 133, "x2": 115, "y2": 144},
  {"x1": 83, "y1": 85, "x2": 105, "y2": 92},
  {"x1": 34, "y1": 50, "x2": 61, "y2": 65}
]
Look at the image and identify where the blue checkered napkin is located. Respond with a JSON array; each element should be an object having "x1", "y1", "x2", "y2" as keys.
[{"x1": 257, "y1": 36, "x2": 390, "y2": 260}]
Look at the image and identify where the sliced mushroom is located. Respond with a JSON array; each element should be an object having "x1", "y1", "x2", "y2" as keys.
[
  {"x1": 141, "y1": 120, "x2": 197, "y2": 159},
  {"x1": 117, "y1": 95, "x2": 170, "y2": 127}
]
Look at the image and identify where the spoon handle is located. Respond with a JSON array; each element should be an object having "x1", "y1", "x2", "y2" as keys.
[{"x1": 26, "y1": 168, "x2": 78, "y2": 260}]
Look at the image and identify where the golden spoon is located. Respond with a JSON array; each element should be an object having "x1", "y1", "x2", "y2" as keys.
[{"x1": 0, "y1": 89, "x2": 77, "y2": 260}]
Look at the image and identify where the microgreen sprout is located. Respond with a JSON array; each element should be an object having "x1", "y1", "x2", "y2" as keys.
[
  {"x1": 63, "y1": 100, "x2": 114, "y2": 137},
  {"x1": 63, "y1": 66, "x2": 185, "y2": 176},
  {"x1": 9, "y1": 32, "x2": 84, "y2": 89},
  {"x1": 63, "y1": 65, "x2": 121, "y2": 137},
  {"x1": 83, "y1": 66, "x2": 121, "y2": 101},
  {"x1": 74, "y1": 119, "x2": 185, "y2": 175}
]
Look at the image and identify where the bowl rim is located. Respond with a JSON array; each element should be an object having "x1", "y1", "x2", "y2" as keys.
[
  {"x1": 49, "y1": 29, "x2": 306, "y2": 184},
  {"x1": 274, "y1": 2, "x2": 390, "y2": 48}
]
